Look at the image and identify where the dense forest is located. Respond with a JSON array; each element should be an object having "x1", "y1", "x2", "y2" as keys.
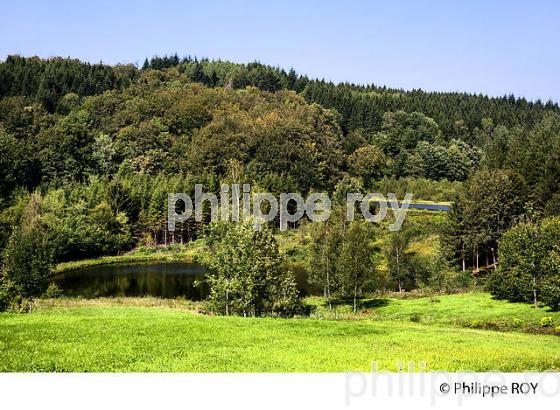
[{"x1": 1, "y1": 54, "x2": 560, "y2": 312}]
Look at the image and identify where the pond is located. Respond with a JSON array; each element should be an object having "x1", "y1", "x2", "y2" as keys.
[
  {"x1": 407, "y1": 203, "x2": 451, "y2": 211},
  {"x1": 52, "y1": 262, "x2": 209, "y2": 300},
  {"x1": 52, "y1": 261, "x2": 310, "y2": 299}
]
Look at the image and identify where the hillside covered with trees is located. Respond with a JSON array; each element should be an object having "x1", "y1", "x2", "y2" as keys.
[{"x1": 1, "y1": 54, "x2": 560, "y2": 312}]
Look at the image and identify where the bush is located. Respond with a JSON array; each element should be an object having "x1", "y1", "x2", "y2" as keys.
[
  {"x1": 166, "y1": 243, "x2": 188, "y2": 253},
  {"x1": 469, "y1": 319, "x2": 482, "y2": 328},
  {"x1": 487, "y1": 266, "x2": 534, "y2": 303},
  {"x1": 409, "y1": 313, "x2": 421, "y2": 323},
  {"x1": 8, "y1": 295, "x2": 34, "y2": 313},
  {"x1": 0, "y1": 279, "x2": 16, "y2": 312},
  {"x1": 540, "y1": 317, "x2": 554, "y2": 328},
  {"x1": 134, "y1": 246, "x2": 159, "y2": 255},
  {"x1": 43, "y1": 282, "x2": 62, "y2": 299},
  {"x1": 467, "y1": 319, "x2": 509, "y2": 331},
  {"x1": 511, "y1": 318, "x2": 523, "y2": 328},
  {"x1": 0, "y1": 280, "x2": 34, "y2": 313}
]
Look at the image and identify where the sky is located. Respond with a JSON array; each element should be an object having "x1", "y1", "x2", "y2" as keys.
[{"x1": 1, "y1": 0, "x2": 559, "y2": 102}]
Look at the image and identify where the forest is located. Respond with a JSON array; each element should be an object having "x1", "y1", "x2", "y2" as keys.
[{"x1": 1, "y1": 54, "x2": 560, "y2": 315}]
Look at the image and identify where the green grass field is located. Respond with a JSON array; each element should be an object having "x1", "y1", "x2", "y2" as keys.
[
  {"x1": 1, "y1": 293, "x2": 559, "y2": 372},
  {"x1": 306, "y1": 292, "x2": 560, "y2": 327}
]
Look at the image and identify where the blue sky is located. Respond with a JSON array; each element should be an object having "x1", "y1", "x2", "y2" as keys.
[{"x1": 1, "y1": 0, "x2": 559, "y2": 102}]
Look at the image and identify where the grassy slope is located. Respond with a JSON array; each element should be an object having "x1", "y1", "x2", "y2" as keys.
[
  {"x1": 1, "y1": 294, "x2": 559, "y2": 372},
  {"x1": 371, "y1": 292, "x2": 560, "y2": 325},
  {"x1": 305, "y1": 292, "x2": 560, "y2": 328}
]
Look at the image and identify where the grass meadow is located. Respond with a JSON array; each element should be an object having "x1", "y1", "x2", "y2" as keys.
[{"x1": 1, "y1": 293, "x2": 559, "y2": 372}]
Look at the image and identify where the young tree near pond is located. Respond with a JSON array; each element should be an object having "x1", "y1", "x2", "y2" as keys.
[
  {"x1": 2, "y1": 192, "x2": 53, "y2": 297},
  {"x1": 307, "y1": 207, "x2": 345, "y2": 310},
  {"x1": 307, "y1": 208, "x2": 380, "y2": 311},
  {"x1": 337, "y1": 220, "x2": 378, "y2": 312},
  {"x1": 488, "y1": 216, "x2": 560, "y2": 310},
  {"x1": 205, "y1": 221, "x2": 300, "y2": 317},
  {"x1": 384, "y1": 229, "x2": 413, "y2": 292}
]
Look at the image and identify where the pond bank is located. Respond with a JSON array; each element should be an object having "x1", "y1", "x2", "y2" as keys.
[{"x1": 54, "y1": 241, "x2": 207, "y2": 274}]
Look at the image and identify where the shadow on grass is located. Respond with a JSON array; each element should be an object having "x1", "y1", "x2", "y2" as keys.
[
  {"x1": 300, "y1": 297, "x2": 391, "y2": 317},
  {"x1": 360, "y1": 299, "x2": 390, "y2": 309},
  {"x1": 488, "y1": 294, "x2": 560, "y2": 313},
  {"x1": 316, "y1": 298, "x2": 391, "y2": 309}
]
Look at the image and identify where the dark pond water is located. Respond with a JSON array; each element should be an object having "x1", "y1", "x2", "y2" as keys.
[
  {"x1": 52, "y1": 262, "x2": 310, "y2": 299},
  {"x1": 52, "y1": 262, "x2": 209, "y2": 300}
]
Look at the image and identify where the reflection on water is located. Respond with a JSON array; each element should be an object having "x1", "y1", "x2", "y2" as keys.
[
  {"x1": 52, "y1": 261, "x2": 310, "y2": 300},
  {"x1": 52, "y1": 262, "x2": 209, "y2": 299}
]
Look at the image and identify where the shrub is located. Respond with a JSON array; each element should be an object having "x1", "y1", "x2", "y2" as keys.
[
  {"x1": 0, "y1": 279, "x2": 16, "y2": 312},
  {"x1": 540, "y1": 317, "x2": 554, "y2": 328},
  {"x1": 487, "y1": 265, "x2": 534, "y2": 303},
  {"x1": 9, "y1": 295, "x2": 34, "y2": 313},
  {"x1": 467, "y1": 319, "x2": 509, "y2": 331},
  {"x1": 0, "y1": 281, "x2": 33, "y2": 313},
  {"x1": 511, "y1": 318, "x2": 523, "y2": 328},
  {"x1": 44, "y1": 282, "x2": 63, "y2": 299},
  {"x1": 135, "y1": 246, "x2": 158, "y2": 255},
  {"x1": 409, "y1": 313, "x2": 421, "y2": 323},
  {"x1": 469, "y1": 319, "x2": 482, "y2": 328},
  {"x1": 167, "y1": 243, "x2": 188, "y2": 252}
]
